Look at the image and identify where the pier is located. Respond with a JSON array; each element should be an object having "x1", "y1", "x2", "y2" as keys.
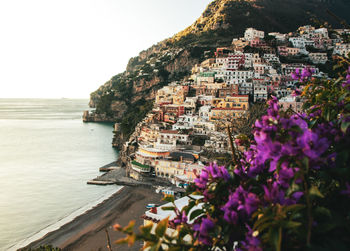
[
  {"x1": 87, "y1": 162, "x2": 172, "y2": 188},
  {"x1": 87, "y1": 180, "x2": 116, "y2": 185}
]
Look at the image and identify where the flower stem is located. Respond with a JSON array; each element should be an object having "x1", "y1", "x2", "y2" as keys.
[
  {"x1": 226, "y1": 125, "x2": 238, "y2": 166},
  {"x1": 277, "y1": 227, "x2": 282, "y2": 251},
  {"x1": 302, "y1": 172, "x2": 313, "y2": 246}
]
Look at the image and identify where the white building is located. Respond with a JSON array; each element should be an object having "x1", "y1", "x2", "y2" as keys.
[
  {"x1": 314, "y1": 28, "x2": 329, "y2": 39},
  {"x1": 309, "y1": 53, "x2": 328, "y2": 64},
  {"x1": 224, "y1": 70, "x2": 254, "y2": 85},
  {"x1": 275, "y1": 87, "x2": 292, "y2": 99},
  {"x1": 244, "y1": 28, "x2": 265, "y2": 41},
  {"x1": 197, "y1": 96, "x2": 214, "y2": 106},
  {"x1": 193, "y1": 120, "x2": 216, "y2": 135},
  {"x1": 263, "y1": 54, "x2": 280, "y2": 64},
  {"x1": 155, "y1": 130, "x2": 191, "y2": 150},
  {"x1": 204, "y1": 132, "x2": 229, "y2": 153},
  {"x1": 268, "y1": 32, "x2": 288, "y2": 42},
  {"x1": 289, "y1": 37, "x2": 315, "y2": 49},
  {"x1": 333, "y1": 43, "x2": 350, "y2": 57},
  {"x1": 198, "y1": 105, "x2": 211, "y2": 121},
  {"x1": 239, "y1": 81, "x2": 253, "y2": 95},
  {"x1": 253, "y1": 84, "x2": 268, "y2": 102},
  {"x1": 172, "y1": 115, "x2": 198, "y2": 130}
]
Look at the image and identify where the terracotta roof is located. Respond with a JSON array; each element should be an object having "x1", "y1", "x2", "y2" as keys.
[
  {"x1": 230, "y1": 94, "x2": 249, "y2": 98},
  {"x1": 212, "y1": 108, "x2": 245, "y2": 111},
  {"x1": 160, "y1": 130, "x2": 179, "y2": 134}
]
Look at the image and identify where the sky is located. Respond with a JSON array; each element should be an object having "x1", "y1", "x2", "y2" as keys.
[{"x1": 0, "y1": 0, "x2": 213, "y2": 98}]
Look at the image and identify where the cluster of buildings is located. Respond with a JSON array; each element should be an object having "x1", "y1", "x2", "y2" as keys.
[
  {"x1": 122, "y1": 25, "x2": 349, "y2": 189},
  {"x1": 127, "y1": 26, "x2": 350, "y2": 239}
]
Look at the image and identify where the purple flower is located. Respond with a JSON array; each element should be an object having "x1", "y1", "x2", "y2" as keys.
[
  {"x1": 275, "y1": 162, "x2": 296, "y2": 189},
  {"x1": 263, "y1": 182, "x2": 286, "y2": 204},
  {"x1": 291, "y1": 191, "x2": 304, "y2": 201},
  {"x1": 291, "y1": 68, "x2": 302, "y2": 81},
  {"x1": 301, "y1": 68, "x2": 315, "y2": 79},
  {"x1": 297, "y1": 130, "x2": 329, "y2": 160},
  {"x1": 193, "y1": 217, "x2": 215, "y2": 245},
  {"x1": 194, "y1": 169, "x2": 209, "y2": 189},
  {"x1": 340, "y1": 182, "x2": 350, "y2": 198},
  {"x1": 239, "y1": 225, "x2": 262, "y2": 251},
  {"x1": 341, "y1": 66, "x2": 350, "y2": 90},
  {"x1": 173, "y1": 210, "x2": 188, "y2": 225},
  {"x1": 292, "y1": 88, "x2": 302, "y2": 97},
  {"x1": 267, "y1": 96, "x2": 279, "y2": 118},
  {"x1": 194, "y1": 163, "x2": 230, "y2": 190},
  {"x1": 207, "y1": 163, "x2": 231, "y2": 181},
  {"x1": 291, "y1": 68, "x2": 315, "y2": 82},
  {"x1": 221, "y1": 186, "x2": 259, "y2": 224}
]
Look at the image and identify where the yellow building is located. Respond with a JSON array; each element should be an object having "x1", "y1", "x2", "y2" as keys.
[
  {"x1": 209, "y1": 107, "x2": 245, "y2": 122},
  {"x1": 232, "y1": 38, "x2": 249, "y2": 51},
  {"x1": 155, "y1": 159, "x2": 186, "y2": 179},
  {"x1": 138, "y1": 147, "x2": 170, "y2": 158},
  {"x1": 211, "y1": 95, "x2": 249, "y2": 110},
  {"x1": 155, "y1": 85, "x2": 187, "y2": 105},
  {"x1": 200, "y1": 58, "x2": 215, "y2": 68},
  {"x1": 138, "y1": 126, "x2": 159, "y2": 144}
]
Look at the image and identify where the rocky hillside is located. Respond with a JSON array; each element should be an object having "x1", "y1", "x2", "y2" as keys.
[
  {"x1": 88, "y1": 0, "x2": 350, "y2": 142},
  {"x1": 173, "y1": 0, "x2": 350, "y2": 42}
]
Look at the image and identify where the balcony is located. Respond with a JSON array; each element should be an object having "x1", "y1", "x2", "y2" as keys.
[{"x1": 131, "y1": 160, "x2": 151, "y2": 173}]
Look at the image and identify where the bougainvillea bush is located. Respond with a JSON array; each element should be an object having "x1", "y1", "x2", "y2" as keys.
[{"x1": 115, "y1": 57, "x2": 350, "y2": 251}]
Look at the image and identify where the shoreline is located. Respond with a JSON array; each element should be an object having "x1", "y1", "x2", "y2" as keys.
[
  {"x1": 18, "y1": 185, "x2": 162, "y2": 251},
  {"x1": 11, "y1": 186, "x2": 121, "y2": 251}
]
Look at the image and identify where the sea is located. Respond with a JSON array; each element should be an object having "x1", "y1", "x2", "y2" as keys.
[{"x1": 0, "y1": 98, "x2": 121, "y2": 250}]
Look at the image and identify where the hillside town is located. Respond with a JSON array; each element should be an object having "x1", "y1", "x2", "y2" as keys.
[{"x1": 114, "y1": 25, "x2": 350, "y2": 195}]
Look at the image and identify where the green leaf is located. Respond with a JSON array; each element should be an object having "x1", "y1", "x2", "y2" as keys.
[
  {"x1": 163, "y1": 195, "x2": 175, "y2": 203},
  {"x1": 183, "y1": 200, "x2": 196, "y2": 215},
  {"x1": 140, "y1": 224, "x2": 153, "y2": 235},
  {"x1": 115, "y1": 237, "x2": 129, "y2": 245},
  {"x1": 314, "y1": 206, "x2": 332, "y2": 218},
  {"x1": 282, "y1": 204, "x2": 305, "y2": 213},
  {"x1": 309, "y1": 185, "x2": 324, "y2": 198},
  {"x1": 161, "y1": 206, "x2": 175, "y2": 211},
  {"x1": 333, "y1": 64, "x2": 343, "y2": 70},
  {"x1": 270, "y1": 227, "x2": 282, "y2": 251},
  {"x1": 254, "y1": 215, "x2": 273, "y2": 230},
  {"x1": 301, "y1": 157, "x2": 309, "y2": 172},
  {"x1": 256, "y1": 221, "x2": 273, "y2": 233},
  {"x1": 189, "y1": 209, "x2": 204, "y2": 221},
  {"x1": 341, "y1": 121, "x2": 350, "y2": 134},
  {"x1": 309, "y1": 118, "x2": 318, "y2": 129},
  {"x1": 150, "y1": 239, "x2": 161, "y2": 251},
  {"x1": 155, "y1": 217, "x2": 169, "y2": 237},
  {"x1": 283, "y1": 221, "x2": 302, "y2": 229},
  {"x1": 338, "y1": 92, "x2": 348, "y2": 102},
  {"x1": 178, "y1": 225, "x2": 190, "y2": 239},
  {"x1": 123, "y1": 220, "x2": 135, "y2": 233}
]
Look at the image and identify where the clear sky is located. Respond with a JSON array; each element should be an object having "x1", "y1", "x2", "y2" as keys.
[{"x1": 0, "y1": 0, "x2": 213, "y2": 98}]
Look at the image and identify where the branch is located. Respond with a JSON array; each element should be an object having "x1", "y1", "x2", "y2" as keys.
[{"x1": 105, "y1": 229, "x2": 113, "y2": 251}]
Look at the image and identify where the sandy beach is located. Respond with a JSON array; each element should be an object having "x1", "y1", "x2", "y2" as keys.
[{"x1": 21, "y1": 186, "x2": 163, "y2": 251}]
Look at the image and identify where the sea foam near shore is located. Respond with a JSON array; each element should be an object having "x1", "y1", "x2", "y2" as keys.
[{"x1": 10, "y1": 186, "x2": 123, "y2": 251}]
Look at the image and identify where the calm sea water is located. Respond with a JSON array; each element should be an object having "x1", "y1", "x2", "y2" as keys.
[{"x1": 0, "y1": 99, "x2": 120, "y2": 250}]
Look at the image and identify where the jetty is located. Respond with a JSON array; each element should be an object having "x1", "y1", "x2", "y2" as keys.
[
  {"x1": 99, "y1": 162, "x2": 119, "y2": 172},
  {"x1": 87, "y1": 180, "x2": 116, "y2": 185},
  {"x1": 87, "y1": 161, "x2": 172, "y2": 188}
]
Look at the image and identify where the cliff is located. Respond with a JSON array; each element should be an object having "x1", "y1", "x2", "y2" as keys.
[{"x1": 87, "y1": 0, "x2": 350, "y2": 148}]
